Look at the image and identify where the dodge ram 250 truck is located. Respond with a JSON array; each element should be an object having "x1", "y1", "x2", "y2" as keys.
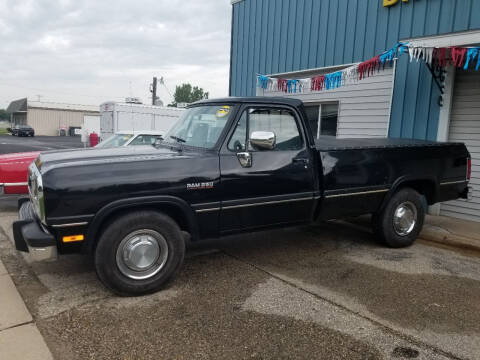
[{"x1": 14, "y1": 97, "x2": 471, "y2": 295}]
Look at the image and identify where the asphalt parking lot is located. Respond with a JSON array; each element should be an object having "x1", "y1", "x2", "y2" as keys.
[
  {"x1": 1, "y1": 199, "x2": 480, "y2": 360},
  {"x1": 0, "y1": 134, "x2": 83, "y2": 154}
]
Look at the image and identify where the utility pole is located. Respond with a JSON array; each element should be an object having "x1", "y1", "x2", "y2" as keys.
[{"x1": 150, "y1": 77, "x2": 157, "y2": 105}]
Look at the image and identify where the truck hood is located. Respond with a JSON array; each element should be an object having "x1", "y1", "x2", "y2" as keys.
[{"x1": 37, "y1": 145, "x2": 201, "y2": 173}]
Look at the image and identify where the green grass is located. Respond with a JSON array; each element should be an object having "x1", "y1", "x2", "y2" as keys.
[{"x1": 0, "y1": 128, "x2": 9, "y2": 135}]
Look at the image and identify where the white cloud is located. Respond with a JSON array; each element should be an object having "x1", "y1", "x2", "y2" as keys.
[
  {"x1": 0, "y1": 0, "x2": 232, "y2": 108},
  {"x1": 37, "y1": 34, "x2": 71, "y2": 51}
]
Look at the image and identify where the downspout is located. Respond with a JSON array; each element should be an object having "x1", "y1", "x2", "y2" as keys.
[{"x1": 228, "y1": 4, "x2": 235, "y2": 96}]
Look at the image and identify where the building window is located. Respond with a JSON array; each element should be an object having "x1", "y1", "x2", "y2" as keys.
[
  {"x1": 320, "y1": 103, "x2": 338, "y2": 137},
  {"x1": 304, "y1": 102, "x2": 339, "y2": 138}
]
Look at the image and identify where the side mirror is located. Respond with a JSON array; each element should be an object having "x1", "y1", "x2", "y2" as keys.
[
  {"x1": 250, "y1": 131, "x2": 276, "y2": 150},
  {"x1": 154, "y1": 136, "x2": 163, "y2": 147}
]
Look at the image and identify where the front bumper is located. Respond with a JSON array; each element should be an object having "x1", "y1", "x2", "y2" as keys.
[{"x1": 13, "y1": 198, "x2": 57, "y2": 262}]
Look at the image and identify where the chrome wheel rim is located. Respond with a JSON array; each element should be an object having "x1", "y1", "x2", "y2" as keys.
[
  {"x1": 393, "y1": 201, "x2": 417, "y2": 236},
  {"x1": 116, "y1": 229, "x2": 168, "y2": 280}
]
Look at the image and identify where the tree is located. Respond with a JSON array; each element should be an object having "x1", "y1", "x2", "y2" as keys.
[
  {"x1": 0, "y1": 109, "x2": 9, "y2": 121},
  {"x1": 168, "y1": 83, "x2": 209, "y2": 107}
]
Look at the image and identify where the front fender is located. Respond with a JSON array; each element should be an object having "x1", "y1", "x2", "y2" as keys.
[{"x1": 84, "y1": 195, "x2": 199, "y2": 253}]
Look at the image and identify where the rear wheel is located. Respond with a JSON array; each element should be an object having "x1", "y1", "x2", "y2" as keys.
[
  {"x1": 372, "y1": 188, "x2": 425, "y2": 248},
  {"x1": 95, "y1": 210, "x2": 185, "y2": 296}
]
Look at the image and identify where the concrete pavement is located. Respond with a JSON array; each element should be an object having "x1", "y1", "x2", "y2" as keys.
[
  {"x1": 346, "y1": 214, "x2": 480, "y2": 254},
  {"x1": 1, "y1": 207, "x2": 480, "y2": 359},
  {"x1": 0, "y1": 257, "x2": 53, "y2": 359}
]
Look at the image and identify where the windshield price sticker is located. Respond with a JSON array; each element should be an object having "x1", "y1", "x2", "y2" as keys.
[{"x1": 216, "y1": 106, "x2": 230, "y2": 118}]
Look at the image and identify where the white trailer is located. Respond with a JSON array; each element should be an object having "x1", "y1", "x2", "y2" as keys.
[
  {"x1": 99, "y1": 101, "x2": 184, "y2": 141},
  {"x1": 82, "y1": 115, "x2": 101, "y2": 135}
]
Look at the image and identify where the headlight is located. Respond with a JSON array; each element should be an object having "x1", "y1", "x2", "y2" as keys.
[{"x1": 28, "y1": 163, "x2": 46, "y2": 224}]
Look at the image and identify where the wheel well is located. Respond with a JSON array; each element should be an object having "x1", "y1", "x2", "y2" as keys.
[
  {"x1": 91, "y1": 204, "x2": 193, "y2": 252},
  {"x1": 396, "y1": 180, "x2": 436, "y2": 205}
]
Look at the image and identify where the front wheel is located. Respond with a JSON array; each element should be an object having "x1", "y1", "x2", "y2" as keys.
[
  {"x1": 95, "y1": 210, "x2": 185, "y2": 296},
  {"x1": 372, "y1": 188, "x2": 425, "y2": 248}
]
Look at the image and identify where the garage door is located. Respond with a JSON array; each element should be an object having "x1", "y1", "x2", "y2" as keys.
[{"x1": 441, "y1": 69, "x2": 480, "y2": 222}]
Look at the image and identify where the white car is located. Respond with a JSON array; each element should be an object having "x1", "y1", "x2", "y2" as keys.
[{"x1": 95, "y1": 131, "x2": 164, "y2": 148}]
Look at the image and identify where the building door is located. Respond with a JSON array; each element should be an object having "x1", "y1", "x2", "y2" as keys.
[{"x1": 441, "y1": 69, "x2": 480, "y2": 222}]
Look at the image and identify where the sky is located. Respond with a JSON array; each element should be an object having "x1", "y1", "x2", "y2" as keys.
[{"x1": 0, "y1": 0, "x2": 232, "y2": 109}]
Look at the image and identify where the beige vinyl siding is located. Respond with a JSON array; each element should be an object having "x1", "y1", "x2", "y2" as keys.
[
  {"x1": 257, "y1": 66, "x2": 394, "y2": 139},
  {"x1": 27, "y1": 108, "x2": 97, "y2": 136},
  {"x1": 440, "y1": 69, "x2": 480, "y2": 222}
]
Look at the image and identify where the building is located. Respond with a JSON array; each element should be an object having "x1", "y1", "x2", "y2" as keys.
[
  {"x1": 229, "y1": 0, "x2": 480, "y2": 222},
  {"x1": 6, "y1": 98, "x2": 99, "y2": 136}
]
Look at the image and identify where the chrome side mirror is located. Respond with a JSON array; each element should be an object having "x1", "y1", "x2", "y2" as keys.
[
  {"x1": 250, "y1": 131, "x2": 276, "y2": 150},
  {"x1": 236, "y1": 152, "x2": 252, "y2": 168}
]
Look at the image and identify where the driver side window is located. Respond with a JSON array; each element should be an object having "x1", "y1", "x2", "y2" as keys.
[{"x1": 228, "y1": 107, "x2": 303, "y2": 152}]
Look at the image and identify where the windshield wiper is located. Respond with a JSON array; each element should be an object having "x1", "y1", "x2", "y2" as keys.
[{"x1": 170, "y1": 135, "x2": 186, "y2": 143}]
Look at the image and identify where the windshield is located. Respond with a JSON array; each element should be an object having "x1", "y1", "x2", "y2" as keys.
[
  {"x1": 96, "y1": 134, "x2": 133, "y2": 148},
  {"x1": 163, "y1": 105, "x2": 235, "y2": 149}
]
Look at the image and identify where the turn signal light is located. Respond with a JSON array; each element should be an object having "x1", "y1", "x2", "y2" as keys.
[{"x1": 62, "y1": 235, "x2": 84, "y2": 243}]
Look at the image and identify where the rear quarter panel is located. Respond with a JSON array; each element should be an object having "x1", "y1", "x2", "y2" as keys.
[{"x1": 318, "y1": 143, "x2": 468, "y2": 219}]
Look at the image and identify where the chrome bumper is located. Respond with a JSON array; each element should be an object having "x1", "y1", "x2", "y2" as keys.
[{"x1": 13, "y1": 199, "x2": 57, "y2": 262}]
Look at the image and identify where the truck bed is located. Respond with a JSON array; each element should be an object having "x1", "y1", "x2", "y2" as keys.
[{"x1": 315, "y1": 136, "x2": 461, "y2": 151}]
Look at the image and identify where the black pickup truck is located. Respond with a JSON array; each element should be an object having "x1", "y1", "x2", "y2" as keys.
[{"x1": 14, "y1": 97, "x2": 470, "y2": 295}]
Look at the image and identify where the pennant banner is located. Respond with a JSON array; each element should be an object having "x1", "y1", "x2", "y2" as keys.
[{"x1": 257, "y1": 42, "x2": 480, "y2": 94}]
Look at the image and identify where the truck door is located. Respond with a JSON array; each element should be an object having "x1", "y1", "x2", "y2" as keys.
[{"x1": 219, "y1": 105, "x2": 316, "y2": 233}]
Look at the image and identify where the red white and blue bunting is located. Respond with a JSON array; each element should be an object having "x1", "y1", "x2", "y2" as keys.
[{"x1": 256, "y1": 42, "x2": 480, "y2": 93}]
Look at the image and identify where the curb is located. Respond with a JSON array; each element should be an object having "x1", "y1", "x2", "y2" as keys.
[
  {"x1": 0, "y1": 259, "x2": 53, "y2": 360},
  {"x1": 419, "y1": 225, "x2": 480, "y2": 253},
  {"x1": 340, "y1": 215, "x2": 480, "y2": 254}
]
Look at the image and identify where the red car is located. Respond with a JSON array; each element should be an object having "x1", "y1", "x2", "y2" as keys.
[
  {"x1": 0, "y1": 151, "x2": 40, "y2": 194},
  {"x1": 0, "y1": 131, "x2": 165, "y2": 195}
]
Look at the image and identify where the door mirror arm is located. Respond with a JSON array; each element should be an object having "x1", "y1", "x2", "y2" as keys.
[{"x1": 236, "y1": 152, "x2": 252, "y2": 168}]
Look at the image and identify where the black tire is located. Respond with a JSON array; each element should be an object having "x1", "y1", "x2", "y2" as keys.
[
  {"x1": 95, "y1": 210, "x2": 185, "y2": 296},
  {"x1": 372, "y1": 188, "x2": 425, "y2": 248}
]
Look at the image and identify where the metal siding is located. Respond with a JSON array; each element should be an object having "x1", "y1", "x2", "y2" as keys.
[
  {"x1": 307, "y1": 0, "x2": 320, "y2": 69},
  {"x1": 246, "y1": 0, "x2": 255, "y2": 98},
  {"x1": 230, "y1": 0, "x2": 479, "y2": 141},
  {"x1": 411, "y1": 0, "x2": 427, "y2": 38},
  {"x1": 439, "y1": 0, "x2": 456, "y2": 34},
  {"x1": 454, "y1": 0, "x2": 471, "y2": 32},
  {"x1": 471, "y1": 1, "x2": 480, "y2": 29},
  {"x1": 259, "y1": 0, "x2": 268, "y2": 75},
  {"x1": 293, "y1": 0, "x2": 305, "y2": 71},
  {"x1": 374, "y1": 0, "x2": 388, "y2": 54},
  {"x1": 424, "y1": 0, "x2": 442, "y2": 36},
  {"x1": 344, "y1": 0, "x2": 358, "y2": 64},
  {"x1": 334, "y1": 0, "x2": 348, "y2": 65},
  {"x1": 316, "y1": 0, "x2": 329, "y2": 67},
  {"x1": 27, "y1": 108, "x2": 85, "y2": 136},
  {"x1": 301, "y1": 0, "x2": 313, "y2": 70},
  {"x1": 257, "y1": 67, "x2": 394, "y2": 139},
  {"x1": 353, "y1": 1, "x2": 367, "y2": 62},
  {"x1": 441, "y1": 70, "x2": 480, "y2": 222}
]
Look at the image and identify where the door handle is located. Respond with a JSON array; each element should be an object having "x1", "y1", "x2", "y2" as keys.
[
  {"x1": 292, "y1": 158, "x2": 309, "y2": 164},
  {"x1": 292, "y1": 158, "x2": 309, "y2": 168}
]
